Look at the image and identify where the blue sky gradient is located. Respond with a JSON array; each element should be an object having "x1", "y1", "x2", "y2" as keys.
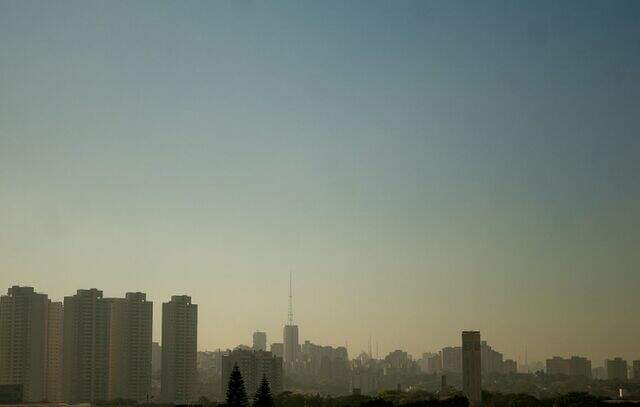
[{"x1": 1, "y1": 0, "x2": 639, "y2": 363}]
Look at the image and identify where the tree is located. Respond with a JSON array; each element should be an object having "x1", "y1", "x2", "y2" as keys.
[
  {"x1": 253, "y1": 375, "x2": 274, "y2": 407},
  {"x1": 227, "y1": 364, "x2": 249, "y2": 407}
]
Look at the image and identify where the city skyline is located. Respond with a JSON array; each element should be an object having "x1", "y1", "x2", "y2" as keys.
[
  {"x1": 0, "y1": 282, "x2": 636, "y2": 369},
  {"x1": 1, "y1": 282, "x2": 639, "y2": 404},
  {"x1": 2, "y1": 0, "x2": 640, "y2": 368}
]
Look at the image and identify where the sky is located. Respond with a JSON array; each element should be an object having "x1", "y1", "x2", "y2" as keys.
[{"x1": 1, "y1": 0, "x2": 639, "y2": 366}]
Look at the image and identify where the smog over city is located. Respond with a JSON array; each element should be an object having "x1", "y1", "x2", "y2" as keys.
[{"x1": 1, "y1": 1, "x2": 639, "y2": 406}]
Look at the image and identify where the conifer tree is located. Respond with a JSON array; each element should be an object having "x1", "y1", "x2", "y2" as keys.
[
  {"x1": 226, "y1": 364, "x2": 249, "y2": 407},
  {"x1": 253, "y1": 375, "x2": 274, "y2": 407}
]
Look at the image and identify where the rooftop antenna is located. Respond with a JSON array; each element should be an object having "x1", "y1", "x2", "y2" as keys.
[{"x1": 287, "y1": 271, "x2": 294, "y2": 325}]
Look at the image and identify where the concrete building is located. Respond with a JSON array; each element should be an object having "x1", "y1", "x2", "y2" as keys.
[
  {"x1": 45, "y1": 301, "x2": 63, "y2": 402},
  {"x1": 426, "y1": 353, "x2": 442, "y2": 374},
  {"x1": 161, "y1": 295, "x2": 197, "y2": 404},
  {"x1": 569, "y1": 357, "x2": 592, "y2": 378},
  {"x1": 383, "y1": 350, "x2": 417, "y2": 374},
  {"x1": 283, "y1": 325, "x2": 299, "y2": 370},
  {"x1": 546, "y1": 356, "x2": 591, "y2": 378},
  {"x1": 253, "y1": 332, "x2": 267, "y2": 352},
  {"x1": 462, "y1": 331, "x2": 481, "y2": 407},
  {"x1": 221, "y1": 349, "x2": 283, "y2": 397},
  {"x1": 606, "y1": 358, "x2": 628, "y2": 381},
  {"x1": 503, "y1": 359, "x2": 517, "y2": 374},
  {"x1": 633, "y1": 360, "x2": 640, "y2": 381},
  {"x1": 300, "y1": 341, "x2": 349, "y2": 379},
  {"x1": 106, "y1": 292, "x2": 152, "y2": 402},
  {"x1": 270, "y1": 343, "x2": 283, "y2": 359},
  {"x1": 592, "y1": 366, "x2": 606, "y2": 380},
  {"x1": 441, "y1": 346, "x2": 462, "y2": 373},
  {"x1": 0, "y1": 286, "x2": 49, "y2": 402},
  {"x1": 481, "y1": 341, "x2": 503, "y2": 374},
  {"x1": 63, "y1": 288, "x2": 111, "y2": 403},
  {"x1": 546, "y1": 356, "x2": 570, "y2": 376}
]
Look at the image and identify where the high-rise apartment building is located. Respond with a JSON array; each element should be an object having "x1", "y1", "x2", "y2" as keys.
[
  {"x1": 441, "y1": 346, "x2": 462, "y2": 373},
  {"x1": 503, "y1": 359, "x2": 517, "y2": 374},
  {"x1": 546, "y1": 356, "x2": 592, "y2": 378},
  {"x1": 299, "y1": 341, "x2": 349, "y2": 379},
  {"x1": 270, "y1": 343, "x2": 284, "y2": 359},
  {"x1": 426, "y1": 353, "x2": 442, "y2": 374},
  {"x1": 633, "y1": 360, "x2": 640, "y2": 381},
  {"x1": 0, "y1": 286, "x2": 49, "y2": 402},
  {"x1": 481, "y1": 341, "x2": 503, "y2": 374},
  {"x1": 546, "y1": 356, "x2": 570, "y2": 375},
  {"x1": 283, "y1": 325, "x2": 299, "y2": 370},
  {"x1": 606, "y1": 358, "x2": 628, "y2": 381},
  {"x1": 253, "y1": 331, "x2": 267, "y2": 352},
  {"x1": 462, "y1": 331, "x2": 481, "y2": 407},
  {"x1": 592, "y1": 366, "x2": 606, "y2": 380},
  {"x1": 106, "y1": 293, "x2": 152, "y2": 402},
  {"x1": 45, "y1": 301, "x2": 63, "y2": 402},
  {"x1": 221, "y1": 349, "x2": 283, "y2": 397},
  {"x1": 569, "y1": 357, "x2": 592, "y2": 378},
  {"x1": 63, "y1": 289, "x2": 110, "y2": 403},
  {"x1": 161, "y1": 296, "x2": 197, "y2": 404}
]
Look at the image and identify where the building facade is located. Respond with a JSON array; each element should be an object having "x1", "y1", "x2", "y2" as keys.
[
  {"x1": 270, "y1": 343, "x2": 283, "y2": 359},
  {"x1": 221, "y1": 349, "x2": 283, "y2": 397},
  {"x1": 106, "y1": 292, "x2": 152, "y2": 402},
  {"x1": 480, "y1": 341, "x2": 503, "y2": 374},
  {"x1": 605, "y1": 358, "x2": 628, "y2": 381},
  {"x1": 63, "y1": 289, "x2": 111, "y2": 402},
  {"x1": 0, "y1": 286, "x2": 49, "y2": 402},
  {"x1": 462, "y1": 331, "x2": 481, "y2": 407},
  {"x1": 253, "y1": 332, "x2": 267, "y2": 352},
  {"x1": 633, "y1": 360, "x2": 640, "y2": 381},
  {"x1": 503, "y1": 359, "x2": 517, "y2": 374},
  {"x1": 161, "y1": 295, "x2": 197, "y2": 404},
  {"x1": 283, "y1": 325, "x2": 298, "y2": 370},
  {"x1": 441, "y1": 346, "x2": 462, "y2": 373},
  {"x1": 546, "y1": 356, "x2": 591, "y2": 378}
]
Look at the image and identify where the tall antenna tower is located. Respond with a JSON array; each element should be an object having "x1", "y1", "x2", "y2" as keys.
[{"x1": 287, "y1": 271, "x2": 294, "y2": 325}]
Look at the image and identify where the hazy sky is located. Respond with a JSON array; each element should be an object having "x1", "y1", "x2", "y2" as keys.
[{"x1": 1, "y1": 0, "x2": 639, "y2": 365}]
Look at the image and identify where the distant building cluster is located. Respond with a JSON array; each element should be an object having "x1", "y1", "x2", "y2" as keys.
[
  {"x1": 418, "y1": 341, "x2": 513, "y2": 376},
  {"x1": 1, "y1": 284, "x2": 639, "y2": 404},
  {"x1": 546, "y1": 356, "x2": 592, "y2": 378}
]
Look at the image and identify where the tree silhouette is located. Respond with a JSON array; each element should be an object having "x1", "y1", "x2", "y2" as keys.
[
  {"x1": 253, "y1": 375, "x2": 274, "y2": 407},
  {"x1": 226, "y1": 364, "x2": 249, "y2": 407}
]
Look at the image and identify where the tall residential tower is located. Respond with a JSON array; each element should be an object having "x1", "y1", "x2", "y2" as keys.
[
  {"x1": 106, "y1": 292, "x2": 153, "y2": 402},
  {"x1": 0, "y1": 286, "x2": 49, "y2": 402},
  {"x1": 253, "y1": 331, "x2": 267, "y2": 351},
  {"x1": 63, "y1": 289, "x2": 110, "y2": 403},
  {"x1": 161, "y1": 295, "x2": 197, "y2": 404},
  {"x1": 462, "y1": 331, "x2": 481, "y2": 407}
]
